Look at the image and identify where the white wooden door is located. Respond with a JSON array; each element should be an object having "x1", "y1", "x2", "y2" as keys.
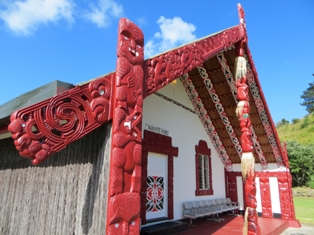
[{"x1": 146, "y1": 152, "x2": 168, "y2": 220}]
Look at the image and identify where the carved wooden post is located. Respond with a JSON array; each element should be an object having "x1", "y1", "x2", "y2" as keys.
[
  {"x1": 235, "y1": 4, "x2": 260, "y2": 235},
  {"x1": 106, "y1": 18, "x2": 144, "y2": 235},
  {"x1": 281, "y1": 142, "x2": 300, "y2": 226}
]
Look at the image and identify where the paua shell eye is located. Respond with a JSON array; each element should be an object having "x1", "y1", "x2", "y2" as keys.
[
  {"x1": 136, "y1": 40, "x2": 143, "y2": 49},
  {"x1": 121, "y1": 30, "x2": 130, "y2": 40}
]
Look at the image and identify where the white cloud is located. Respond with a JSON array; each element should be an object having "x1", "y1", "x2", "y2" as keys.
[
  {"x1": 85, "y1": 0, "x2": 123, "y2": 28},
  {"x1": 0, "y1": 0, "x2": 74, "y2": 35},
  {"x1": 145, "y1": 16, "x2": 196, "y2": 58},
  {"x1": 137, "y1": 17, "x2": 147, "y2": 26}
]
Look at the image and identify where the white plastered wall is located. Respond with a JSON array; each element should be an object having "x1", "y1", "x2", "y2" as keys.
[{"x1": 142, "y1": 80, "x2": 225, "y2": 220}]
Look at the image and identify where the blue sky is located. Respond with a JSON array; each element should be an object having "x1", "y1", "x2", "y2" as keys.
[{"x1": 0, "y1": 0, "x2": 313, "y2": 124}]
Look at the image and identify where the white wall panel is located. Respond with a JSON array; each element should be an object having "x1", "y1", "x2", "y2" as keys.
[
  {"x1": 269, "y1": 177, "x2": 281, "y2": 214},
  {"x1": 255, "y1": 177, "x2": 262, "y2": 213},
  {"x1": 142, "y1": 80, "x2": 225, "y2": 220},
  {"x1": 236, "y1": 176, "x2": 244, "y2": 210}
]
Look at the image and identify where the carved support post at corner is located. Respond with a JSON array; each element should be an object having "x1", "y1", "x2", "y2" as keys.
[
  {"x1": 106, "y1": 18, "x2": 144, "y2": 235},
  {"x1": 235, "y1": 4, "x2": 260, "y2": 235},
  {"x1": 281, "y1": 143, "x2": 300, "y2": 226}
]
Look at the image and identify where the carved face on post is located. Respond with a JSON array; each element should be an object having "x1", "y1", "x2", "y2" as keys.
[
  {"x1": 117, "y1": 18, "x2": 144, "y2": 65},
  {"x1": 107, "y1": 193, "x2": 140, "y2": 235}
]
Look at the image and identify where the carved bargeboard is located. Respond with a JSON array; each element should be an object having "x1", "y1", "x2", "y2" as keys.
[
  {"x1": 144, "y1": 25, "x2": 245, "y2": 97},
  {"x1": 8, "y1": 76, "x2": 112, "y2": 164}
]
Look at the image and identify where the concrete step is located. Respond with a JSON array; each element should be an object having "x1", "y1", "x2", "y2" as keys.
[{"x1": 140, "y1": 221, "x2": 189, "y2": 235}]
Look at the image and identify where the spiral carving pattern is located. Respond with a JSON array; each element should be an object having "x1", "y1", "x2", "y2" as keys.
[{"x1": 8, "y1": 75, "x2": 112, "y2": 164}]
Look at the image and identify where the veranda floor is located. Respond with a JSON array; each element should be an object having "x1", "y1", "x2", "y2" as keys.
[{"x1": 175, "y1": 214, "x2": 290, "y2": 235}]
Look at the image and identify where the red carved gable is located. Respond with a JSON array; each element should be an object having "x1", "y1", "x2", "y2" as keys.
[
  {"x1": 3, "y1": 4, "x2": 298, "y2": 235},
  {"x1": 6, "y1": 4, "x2": 284, "y2": 171}
]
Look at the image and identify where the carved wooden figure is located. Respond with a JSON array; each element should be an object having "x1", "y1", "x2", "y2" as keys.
[
  {"x1": 107, "y1": 18, "x2": 144, "y2": 235},
  {"x1": 235, "y1": 4, "x2": 260, "y2": 235},
  {"x1": 107, "y1": 193, "x2": 140, "y2": 235},
  {"x1": 259, "y1": 176, "x2": 272, "y2": 218}
]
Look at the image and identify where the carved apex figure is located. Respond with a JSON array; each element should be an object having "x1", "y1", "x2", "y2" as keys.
[
  {"x1": 107, "y1": 17, "x2": 144, "y2": 235},
  {"x1": 117, "y1": 18, "x2": 144, "y2": 66}
]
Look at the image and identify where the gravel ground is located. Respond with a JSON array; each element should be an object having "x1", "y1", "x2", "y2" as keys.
[{"x1": 281, "y1": 224, "x2": 314, "y2": 235}]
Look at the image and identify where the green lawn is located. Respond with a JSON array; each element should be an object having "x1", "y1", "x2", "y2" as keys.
[{"x1": 294, "y1": 197, "x2": 314, "y2": 224}]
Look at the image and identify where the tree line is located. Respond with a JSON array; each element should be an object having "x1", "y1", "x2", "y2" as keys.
[
  {"x1": 283, "y1": 74, "x2": 314, "y2": 188},
  {"x1": 286, "y1": 140, "x2": 314, "y2": 188}
]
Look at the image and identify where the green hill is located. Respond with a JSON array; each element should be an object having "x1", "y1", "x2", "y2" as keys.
[{"x1": 276, "y1": 113, "x2": 314, "y2": 146}]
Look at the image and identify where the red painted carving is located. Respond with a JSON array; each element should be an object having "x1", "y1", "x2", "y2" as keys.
[
  {"x1": 244, "y1": 171, "x2": 257, "y2": 209},
  {"x1": 236, "y1": 77, "x2": 253, "y2": 153},
  {"x1": 235, "y1": 5, "x2": 259, "y2": 235},
  {"x1": 259, "y1": 176, "x2": 272, "y2": 218},
  {"x1": 229, "y1": 171, "x2": 299, "y2": 224},
  {"x1": 256, "y1": 171, "x2": 299, "y2": 225},
  {"x1": 282, "y1": 142, "x2": 290, "y2": 168},
  {"x1": 8, "y1": 75, "x2": 112, "y2": 164},
  {"x1": 246, "y1": 68, "x2": 284, "y2": 166},
  {"x1": 278, "y1": 176, "x2": 294, "y2": 220},
  {"x1": 8, "y1": 7, "x2": 247, "y2": 169},
  {"x1": 195, "y1": 140, "x2": 213, "y2": 196},
  {"x1": 107, "y1": 18, "x2": 144, "y2": 235},
  {"x1": 243, "y1": 171, "x2": 260, "y2": 234},
  {"x1": 197, "y1": 65, "x2": 242, "y2": 159},
  {"x1": 144, "y1": 24, "x2": 245, "y2": 97},
  {"x1": 140, "y1": 130, "x2": 178, "y2": 225},
  {"x1": 107, "y1": 192, "x2": 140, "y2": 235},
  {"x1": 180, "y1": 74, "x2": 233, "y2": 171},
  {"x1": 141, "y1": 149, "x2": 148, "y2": 225},
  {"x1": 247, "y1": 207, "x2": 261, "y2": 235},
  {"x1": 237, "y1": 3, "x2": 246, "y2": 31},
  {"x1": 238, "y1": 3, "x2": 245, "y2": 23}
]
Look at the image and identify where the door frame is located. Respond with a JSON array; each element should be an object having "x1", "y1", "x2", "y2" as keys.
[
  {"x1": 141, "y1": 130, "x2": 178, "y2": 225},
  {"x1": 225, "y1": 170, "x2": 241, "y2": 213}
]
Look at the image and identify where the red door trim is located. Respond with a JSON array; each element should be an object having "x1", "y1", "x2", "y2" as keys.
[{"x1": 141, "y1": 130, "x2": 178, "y2": 224}]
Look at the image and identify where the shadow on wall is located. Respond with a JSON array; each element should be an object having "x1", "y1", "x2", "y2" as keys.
[
  {"x1": 0, "y1": 122, "x2": 112, "y2": 169},
  {"x1": 81, "y1": 124, "x2": 111, "y2": 234}
]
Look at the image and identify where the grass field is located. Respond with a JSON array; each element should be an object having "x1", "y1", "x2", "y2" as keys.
[{"x1": 294, "y1": 197, "x2": 314, "y2": 224}]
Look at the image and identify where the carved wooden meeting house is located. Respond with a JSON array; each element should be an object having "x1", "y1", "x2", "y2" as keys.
[{"x1": 0, "y1": 4, "x2": 301, "y2": 235}]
